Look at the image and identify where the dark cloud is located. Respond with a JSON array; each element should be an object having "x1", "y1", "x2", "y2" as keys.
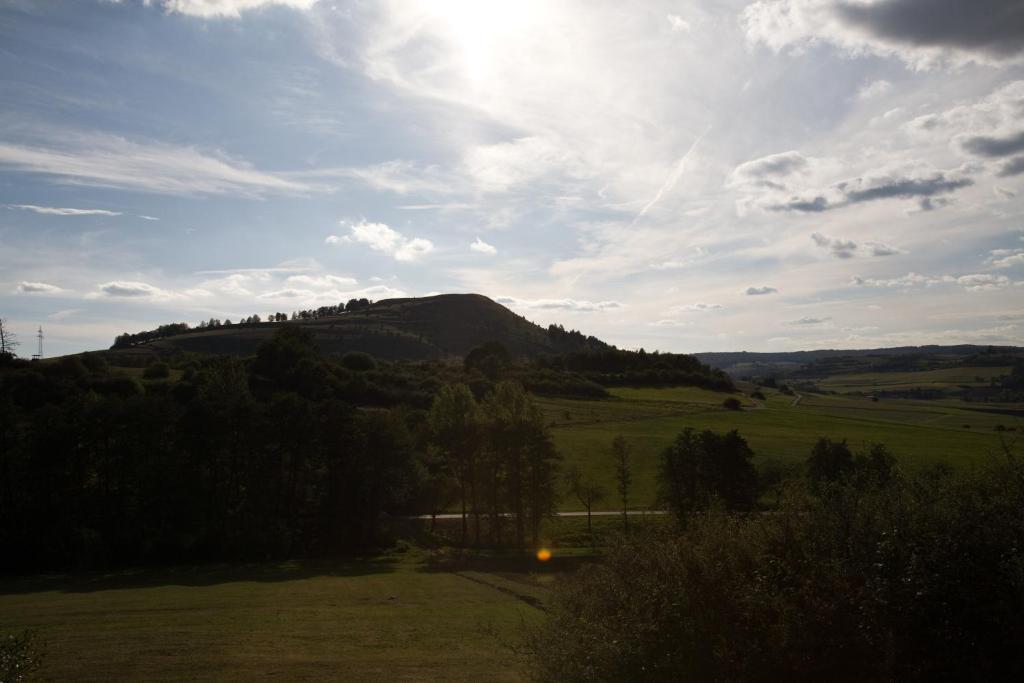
[
  {"x1": 745, "y1": 286, "x2": 778, "y2": 295},
  {"x1": 961, "y1": 130, "x2": 1024, "y2": 158},
  {"x1": 812, "y1": 232, "x2": 857, "y2": 258},
  {"x1": 766, "y1": 172, "x2": 971, "y2": 213},
  {"x1": 998, "y1": 156, "x2": 1024, "y2": 176},
  {"x1": 843, "y1": 175, "x2": 973, "y2": 203},
  {"x1": 768, "y1": 195, "x2": 830, "y2": 212},
  {"x1": 836, "y1": 0, "x2": 1024, "y2": 59}
]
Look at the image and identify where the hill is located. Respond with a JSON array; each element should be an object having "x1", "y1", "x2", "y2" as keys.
[
  {"x1": 695, "y1": 345, "x2": 1024, "y2": 379},
  {"x1": 109, "y1": 293, "x2": 609, "y2": 362}
]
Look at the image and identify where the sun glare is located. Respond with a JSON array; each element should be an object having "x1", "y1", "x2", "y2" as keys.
[{"x1": 425, "y1": 0, "x2": 546, "y2": 86}]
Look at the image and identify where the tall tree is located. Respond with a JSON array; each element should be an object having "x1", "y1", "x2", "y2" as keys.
[
  {"x1": 483, "y1": 381, "x2": 560, "y2": 548},
  {"x1": 428, "y1": 384, "x2": 481, "y2": 544},
  {"x1": 565, "y1": 463, "x2": 606, "y2": 537},
  {"x1": 658, "y1": 428, "x2": 758, "y2": 525},
  {"x1": 0, "y1": 318, "x2": 17, "y2": 361},
  {"x1": 612, "y1": 435, "x2": 632, "y2": 530}
]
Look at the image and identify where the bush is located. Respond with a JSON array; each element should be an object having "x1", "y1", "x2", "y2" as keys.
[
  {"x1": 527, "y1": 450, "x2": 1024, "y2": 681},
  {"x1": 142, "y1": 362, "x2": 170, "y2": 379},
  {"x1": 0, "y1": 630, "x2": 43, "y2": 682},
  {"x1": 722, "y1": 397, "x2": 742, "y2": 410},
  {"x1": 341, "y1": 351, "x2": 376, "y2": 372}
]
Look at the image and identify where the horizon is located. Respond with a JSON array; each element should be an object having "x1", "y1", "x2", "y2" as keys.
[{"x1": 2, "y1": 0, "x2": 1023, "y2": 357}]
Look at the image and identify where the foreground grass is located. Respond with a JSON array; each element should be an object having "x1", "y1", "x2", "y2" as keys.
[{"x1": 0, "y1": 551, "x2": 546, "y2": 682}]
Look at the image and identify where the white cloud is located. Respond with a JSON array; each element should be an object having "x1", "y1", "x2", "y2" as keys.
[
  {"x1": 7, "y1": 204, "x2": 122, "y2": 217},
  {"x1": 326, "y1": 220, "x2": 434, "y2": 262},
  {"x1": 495, "y1": 296, "x2": 623, "y2": 312},
  {"x1": 745, "y1": 286, "x2": 778, "y2": 295},
  {"x1": 673, "y1": 302, "x2": 723, "y2": 312},
  {"x1": 96, "y1": 281, "x2": 173, "y2": 299},
  {"x1": 956, "y1": 273, "x2": 1012, "y2": 291},
  {"x1": 857, "y1": 79, "x2": 892, "y2": 100},
  {"x1": 0, "y1": 131, "x2": 312, "y2": 198},
  {"x1": 146, "y1": 0, "x2": 319, "y2": 19},
  {"x1": 470, "y1": 237, "x2": 497, "y2": 255},
  {"x1": 667, "y1": 14, "x2": 691, "y2": 34},
  {"x1": 987, "y1": 249, "x2": 1024, "y2": 268},
  {"x1": 284, "y1": 274, "x2": 358, "y2": 288},
  {"x1": 17, "y1": 281, "x2": 63, "y2": 294}
]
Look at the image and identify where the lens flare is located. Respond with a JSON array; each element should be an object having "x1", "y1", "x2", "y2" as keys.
[{"x1": 536, "y1": 548, "x2": 552, "y2": 562}]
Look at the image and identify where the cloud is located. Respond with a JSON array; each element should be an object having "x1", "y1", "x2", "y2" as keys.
[
  {"x1": 17, "y1": 281, "x2": 63, "y2": 294},
  {"x1": 96, "y1": 281, "x2": 171, "y2": 298},
  {"x1": 650, "y1": 319, "x2": 690, "y2": 327},
  {"x1": 470, "y1": 237, "x2": 497, "y2": 255},
  {"x1": 812, "y1": 232, "x2": 858, "y2": 258},
  {"x1": 766, "y1": 170, "x2": 972, "y2": 213},
  {"x1": 495, "y1": 296, "x2": 623, "y2": 312},
  {"x1": 673, "y1": 302, "x2": 723, "y2": 312},
  {"x1": 853, "y1": 272, "x2": 1017, "y2": 291},
  {"x1": 998, "y1": 157, "x2": 1024, "y2": 177},
  {"x1": 745, "y1": 286, "x2": 778, "y2": 295},
  {"x1": 987, "y1": 249, "x2": 1024, "y2": 268},
  {"x1": 865, "y1": 241, "x2": 903, "y2": 256},
  {"x1": 0, "y1": 131, "x2": 311, "y2": 198},
  {"x1": 667, "y1": 15, "x2": 691, "y2": 34},
  {"x1": 956, "y1": 273, "x2": 1012, "y2": 291},
  {"x1": 787, "y1": 316, "x2": 832, "y2": 325},
  {"x1": 853, "y1": 272, "x2": 939, "y2": 288},
  {"x1": 743, "y1": 0, "x2": 1024, "y2": 68},
  {"x1": 7, "y1": 204, "x2": 122, "y2": 216},
  {"x1": 960, "y1": 130, "x2": 1024, "y2": 158},
  {"x1": 326, "y1": 220, "x2": 434, "y2": 262},
  {"x1": 284, "y1": 274, "x2": 358, "y2": 288},
  {"x1": 857, "y1": 79, "x2": 892, "y2": 99},
  {"x1": 730, "y1": 150, "x2": 809, "y2": 187},
  {"x1": 142, "y1": 1, "x2": 319, "y2": 19}
]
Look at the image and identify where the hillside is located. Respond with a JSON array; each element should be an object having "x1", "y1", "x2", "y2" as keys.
[
  {"x1": 695, "y1": 345, "x2": 1024, "y2": 379},
  {"x1": 110, "y1": 293, "x2": 609, "y2": 362}
]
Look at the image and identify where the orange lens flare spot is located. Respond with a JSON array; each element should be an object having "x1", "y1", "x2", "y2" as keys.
[{"x1": 536, "y1": 548, "x2": 552, "y2": 562}]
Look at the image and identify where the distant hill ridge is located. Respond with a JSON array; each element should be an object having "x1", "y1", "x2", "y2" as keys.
[
  {"x1": 111, "y1": 293, "x2": 610, "y2": 361},
  {"x1": 696, "y1": 345, "x2": 1024, "y2": 378}
]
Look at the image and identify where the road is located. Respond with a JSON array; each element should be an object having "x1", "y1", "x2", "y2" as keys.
[{"x1": 406, "y1": 510, "x2": 668, "y2": 520}]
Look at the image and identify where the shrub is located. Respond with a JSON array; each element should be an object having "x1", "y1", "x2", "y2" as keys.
[
  {"x1": 142, "y1": 362, "x2": 170, "y2": 379},
  {"x1": 0, "y1": 630, "x2": 43, "y2": 682},
  {"x1": 341, "y1": 351, "x2": 376, "y2": 372},
  {"x1": 527, "y1": 456, "x2": 1024, "y2": 681},
  {"x1": 722, "y1": 397, "x2": 742, "y2": 410}
]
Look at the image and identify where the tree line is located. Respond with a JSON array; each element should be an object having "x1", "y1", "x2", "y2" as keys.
[
  {"x1": 0, "y1": 328, "x2": 563, "y2": 571},
  {"x1": 111, "y1": 298, "x2": 375, "y2": 349}
]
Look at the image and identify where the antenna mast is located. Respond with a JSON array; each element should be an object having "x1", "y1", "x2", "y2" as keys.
[{"x1": 32, "y1": 326, "x2": 43, "y2": 361}]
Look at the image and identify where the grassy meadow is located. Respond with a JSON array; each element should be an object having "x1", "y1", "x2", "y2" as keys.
[{"x1": 539, "y1": 371, "x2": 1022, "y2": 509}]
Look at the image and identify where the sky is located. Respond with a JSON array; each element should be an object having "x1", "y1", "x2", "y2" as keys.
[{"x1": 1, "y1": 0, "x2": 1023, "y2": 357}]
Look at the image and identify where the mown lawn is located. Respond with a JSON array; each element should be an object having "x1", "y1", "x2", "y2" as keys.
[{"x1": 0, "y1": 553, "x2": 545, "y2": 682}]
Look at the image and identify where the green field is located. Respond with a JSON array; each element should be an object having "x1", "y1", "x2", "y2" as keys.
[
  {"x1": 540, "y1": 382, "x2": 1022, "y2": 509},
  {"x1": 0, "y1": 552, "x2": 547, "y2": 682},
  {"x1": 811, "y1": 365, "x2": 1013, "y2": 393}
]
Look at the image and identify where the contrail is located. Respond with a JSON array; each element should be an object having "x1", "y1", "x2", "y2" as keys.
[{"x1": 632, "y1": 124, "x2": 711, "y2": 226}]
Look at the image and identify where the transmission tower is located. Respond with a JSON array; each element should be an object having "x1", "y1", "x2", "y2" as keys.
[{"x1": 32, "y1": 326, "x2": 43, "y2": 361}]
